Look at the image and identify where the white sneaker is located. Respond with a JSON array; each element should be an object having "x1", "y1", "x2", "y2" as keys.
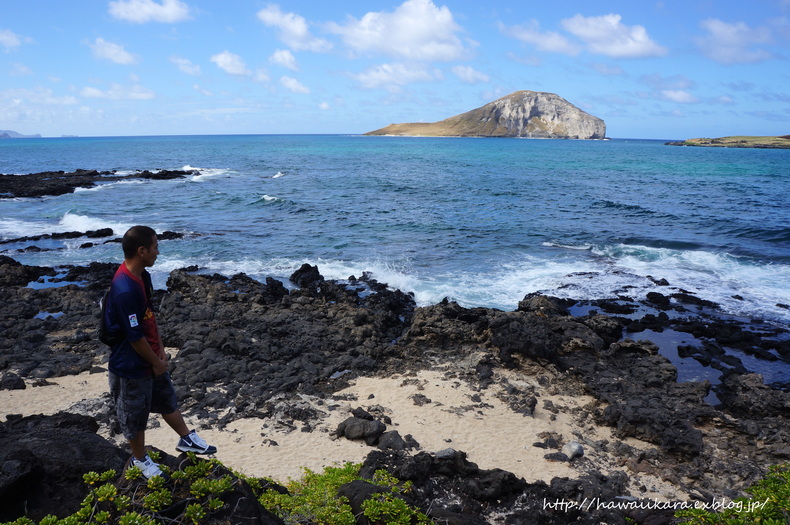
[
  {"x1": 132, "y1": 454, "x2": 164, "y2": 479},
  {"x1": 176, "y1": 430, "x2": 217, "y2": 454}
]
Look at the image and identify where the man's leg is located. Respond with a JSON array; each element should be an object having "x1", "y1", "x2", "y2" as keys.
[
  {"x1": 153, "y1": 373, "x2": 216, "y2": 454},
  {"x1": 129, "y1": 430, "x2": 147, "y2": 461},
  {"x1": 166, "y1": 410, "x2": 217, "y2": 454},
  {"x1": 152, "y1": 373, "x2": 188, "y2": 437},
  {"x1": 128, "y1": 429, "x2": 165, "y2": 479},
  {"x1": 110, "y1": 372, "x2": 152, "y2": 461},
  {"x1": 162, "y1": 410, "x2": 189, "y2": 437}
]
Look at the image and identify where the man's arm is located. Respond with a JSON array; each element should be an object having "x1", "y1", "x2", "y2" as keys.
[{"x1": 129, "y1": 336, "x2": 167, "y2": 376}]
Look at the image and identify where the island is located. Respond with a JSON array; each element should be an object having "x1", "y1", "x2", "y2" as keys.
[
  {"x1": 665, "y1": 135, "x2": 790, "y2": 149},
  {"x1": 0, "y1": 129, "x2": 42, "y2": 139},
  {"x1": 365, "y1": 90, "x2": 606, "y2": 140}
]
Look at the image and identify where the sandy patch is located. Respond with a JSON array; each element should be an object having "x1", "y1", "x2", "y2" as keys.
[
  {"x1": 0, "y1": 367, "x2": 687, "y2": 500},
  {"x1": 0, "y1": 372, "x2": 109, "y2": 417}
]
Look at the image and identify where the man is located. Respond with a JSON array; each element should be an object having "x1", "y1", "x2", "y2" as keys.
[{"x1": 104, "y1": 225, "x2": 216, "y2": 479}]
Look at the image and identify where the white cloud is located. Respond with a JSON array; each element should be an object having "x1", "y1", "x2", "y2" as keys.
[
  {"x1": 0, "y1": 29, "x2": 22, "y2": 52},
  {"x1": 451, "y1": 65, "x2": 489, "y2": 84},
  {"x1": 10, "y1": 63, "x2": 33, "y2": 76},
  {"x1": 193, "y1": 84, "x2": 213, "y2": 96},
  {"x1": 661, "y1": 90, "x2": 698, "y2": 103},
  {"x1": 561, "y1": 14, "x2": 667, "y2": 58},
  {"x1": 506, "y1": 52, "x2": 542, "y2": 67},
  {"x1": 696, "y1": 19, "x2": 774, "y2": 64},
  {"x1": 280, "y1": 76, "x2": 310, "y2": 93},
  {"x1": 640, "y1": 73, "x2": 694, "y2": 90},
  {"x1": 254, "y1": 68, "x2": 271, "y2": 83},
  {"x1": 257, "y1": 5, "x2": 331, "y2": 52},
  {"x1": 723, "y1": 81, "x2": 754, "y2": 92},
  {"x1": 108, "y1": 0, "x2": 190, "y2": 23},
  {"x1": 501, "y1": 14, "x2": 665, "y2": 58},
  {"x1": 171, "y1": 56, "x2": 201, "y2": 75},
  {"x1": 499, "y1": 20, "x2": 581, "y2": 55},
  {"x1": 210, "y1": 51, "x2": 250, "y2": 76},
  {"x1": 772, "y1": 16, "x2": 790, "y2": 40},
  {"x1": 591, "y1": 63, "x2": 625, "y2": 76},
  {"x1": 319, "y1": 102, "x2": 330, "y2": 110},
  {"x1": 81, "y1": 87, "x2": 106, "y2": 98},
  {"x1": 0, "y1": 87, "x2": 78, "y2": 106},
  {"x1": 328, "y1": 0, "x2": 469, "y2": 61},
  {"x1": 353, "y1": 62, "x2": 438, "y2": 91},
  {"x1": 80, "y1": 83, "x2": 155, "y2": 100},
  {"x1": 270, "y1": 49, "x2": 298, "y2": 71},
  {"x1": 90, "y1": 38, "x2": 138, "y2": 65}
]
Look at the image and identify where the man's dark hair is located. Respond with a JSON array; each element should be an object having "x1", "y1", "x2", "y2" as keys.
[{"x1": 122, "y1": 226, "x2": 157, "y2": 259}]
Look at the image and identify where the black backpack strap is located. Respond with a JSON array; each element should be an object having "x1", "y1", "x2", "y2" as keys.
[
  {"x1": 99, "y1": 287, "x2": 124, "y2": 346},
  {"x1": 142, "y1": 270, "x2": 154, "y2": 302}
]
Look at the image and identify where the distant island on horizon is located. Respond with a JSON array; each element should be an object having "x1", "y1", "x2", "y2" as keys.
[
  {"x1": 0, "y1": 130, "x2": 42, "y2": 139},
  {"x1": 365, "y1": 90, "x2": 606, "y2": 140},
  {"x1": 665, "y1": 135, "x2": 790, "y2": 149},
  {"x1": 4, "y1": 126, "x2": 787, "y2": 146}
]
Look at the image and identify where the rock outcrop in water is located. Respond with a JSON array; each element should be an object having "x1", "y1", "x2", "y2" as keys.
[
  {"x1": 0, "y1": 169, "x2": 198, "y2": 199},
  {"x1": 365, "y1": 90, "x2": 606, "y2": 139}
]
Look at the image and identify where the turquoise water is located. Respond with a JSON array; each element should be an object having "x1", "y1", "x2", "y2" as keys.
[{"x1": 1, "y1": 135, "x2": 789, "y2": 325}]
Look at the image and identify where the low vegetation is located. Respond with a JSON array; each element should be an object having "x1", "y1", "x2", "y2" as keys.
[
  {"x1": 675, "y1": 464, "x2": 789, "y2": 524},
  {"x1": 0, "y1": 455, "x2": 431, "y2": 525},
  {"x1": 2, "y1": 454, "x2": 785, "y2": 525},
  {"x1": 255, "y1": 462, "x2": 431, "y2": 525},
  {"x1": 672, "y1": 135, "x2": 790, "y2": 148}
]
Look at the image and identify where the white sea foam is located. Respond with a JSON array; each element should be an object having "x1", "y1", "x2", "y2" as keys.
[
  {"x1": 95, "y1": 239, "x2": 790, "y2": 326},
  {"x1": 73, "y1": 179, "x2": 146, "y2": 192},
  {"x1": 58, "y1": 213, "x2": 132, "y2": 235},
  {"x1": 586, "y1": 243, "x2": 790, "y2": 323},
  {"x1": 541, "y1": 241, "x2": 594, "y2": 251},
  {"x1": 220, "y1": 255, "x2": 601, "y2": 311},
  {"x1": 185, "y1": 166, "x2": 231, "y2": 182},
  {"x1": 0, "y1": 214, "x2": 130, "y2": 240},
  {"x1": 0, "y1": 218, "x2": 57, "y2": 239},
  {"x1": 428, "y1": 258, "x2": 608, "y2": 310},
  {"x1": 260, "y1": 195, "x2": 280, "y2": 202}
]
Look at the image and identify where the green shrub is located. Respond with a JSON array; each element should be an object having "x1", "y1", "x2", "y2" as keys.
[
  {"x1": 255, "y1": 462, "x2": 432, "y2": 525},
  {"x1": 257, "y1": 462, "x2": 358, "y2": 524},
  {"x1": 0, "y1": 456, "x2": 433, "y2": 525},
  {"x1": 0, "y1": 452, "x2": 234, "y2": 525},
  {"x1": 675, "y1": 464, "x2": 789, "y2": 524},
  {"x1": 360, "y1": 470, "x2": 431, "y2": 525}
]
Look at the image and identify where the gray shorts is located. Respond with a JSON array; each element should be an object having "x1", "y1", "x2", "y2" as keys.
[{"x1": 109, "y1": 372, "x2": 178, "y2": 440}]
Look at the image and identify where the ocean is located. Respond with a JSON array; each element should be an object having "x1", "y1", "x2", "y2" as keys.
[{"x1": 1, "y1": 134, "x2": 789, "y2": 329}]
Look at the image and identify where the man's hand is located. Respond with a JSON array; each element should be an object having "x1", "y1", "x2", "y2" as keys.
[
  {"x1": 152, "y1": 358, "x2": 168, "y2": 377},
  {"x1": 130, "y1": 337, "x2": 168, "y2": 376}
]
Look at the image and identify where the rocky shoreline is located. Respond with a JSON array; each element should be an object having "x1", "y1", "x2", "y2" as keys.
[
  {"x1": 0, "y1": 168, "x2": 198, "y2": 199},
  {"x1": 1, "y1": 237, "x2": 788, "y2": 523}
]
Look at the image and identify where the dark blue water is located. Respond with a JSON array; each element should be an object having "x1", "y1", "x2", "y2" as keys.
[{"x1": 1, "y1": 135, "x2": 788, "y2": 327}]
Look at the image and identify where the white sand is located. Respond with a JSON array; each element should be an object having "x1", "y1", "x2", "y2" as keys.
[{"x1": 0, "y1": 366, "x2": 687, "y2": 500}]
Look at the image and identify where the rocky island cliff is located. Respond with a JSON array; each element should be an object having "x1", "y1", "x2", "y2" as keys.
[{"x1": 365, "y1": 90, "x2": 606, "y2": 139}]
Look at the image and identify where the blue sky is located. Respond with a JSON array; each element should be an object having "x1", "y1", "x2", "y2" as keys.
[{"x1": 1, "y1": 0, "x2": 789, "y2": 139}]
